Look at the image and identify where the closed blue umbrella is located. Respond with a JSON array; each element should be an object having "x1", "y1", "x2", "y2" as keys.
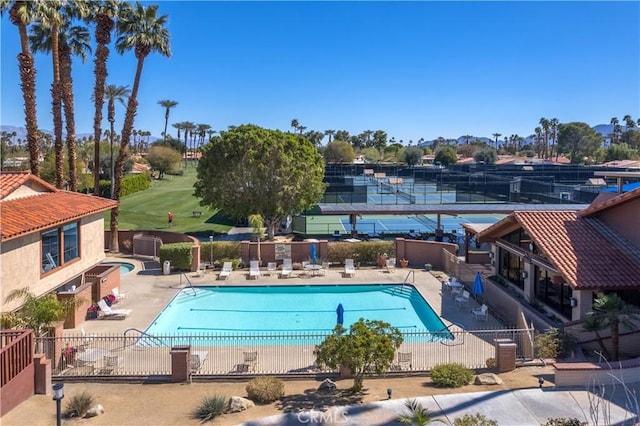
[
  {"x1": 473, "y1": 272, "x2": 484, "y2": 297},
  {"x1": 310, "y1": 242, "x2": 317, "y2": 263},
  {"x1": 336, "y1": 303, "x2": 344, "y2": 325}
]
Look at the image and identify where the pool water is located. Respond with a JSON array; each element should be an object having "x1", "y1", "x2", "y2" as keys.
[
  {"x1": 145, "y1": 285, "x2": 452, "y2": 342},
  {"x1": 103, "y1": 262, "x2": 135, "y2": 275}
]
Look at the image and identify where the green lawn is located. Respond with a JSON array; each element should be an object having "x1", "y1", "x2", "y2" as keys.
[{"x1": 104, "y1": 167, "x2": 233, "y2": 235}]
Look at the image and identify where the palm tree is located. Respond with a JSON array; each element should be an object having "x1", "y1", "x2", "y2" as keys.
[
  {"x1": 396, "y1": 400, "x2": 446, "y2": 425},
  {"x1": 539, "y1": 118, "x2": 550, "y2": 159},
  {"x1": 86, "y1": 0, "x2": 120, "y2": 196},
  {"x1": 324, "y1": 129, "x2": 335, "y2": 144},
  {"x1": 610, "y1": 117, "x2": 620, "y2": 145},
  {"x1": 589, "y1": 293, "x2": 640, "y2": 361},
  {"x1": 549, "y1": 118, "x2": 559, "y2": 160},
  {"x1": 102, "y1": 84, "x2": 130, "y2": 198},
  {"x1": 112, "y1": 1, "x2": 170, "y2": 252},
  {"x1": 581, "y1": 312, "x2": 610, "y2": 360},
  {"x1": 623, "y1": 115, "x2": 635, "y2": 129},
  {"x1": 492, "y1": 133, "x2": 501, "y2": 150},
  {"x1": 2, "y1": 0, "x2": 42, "y2": 176},
  {"x1": 534, "y1": 127, "x2": 543, "y2": 158},
  {"x1": 172, "y1": 121, "x2": 183, "y2": 140},
  {"x1": 196, "y1": 123, "x2": 211, "y2": 146},
  {"x1": 157, "y1": 99, "x2": 178, "y2": 141},
  {"x1": 290, "y1": 118, "x2": 299, "y2": 133},
  {"x1": 181, "y1": 121, "x2": 195, "y2": 167}
]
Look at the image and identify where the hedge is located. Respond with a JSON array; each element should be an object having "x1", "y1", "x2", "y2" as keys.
[
  {"x1": 327, "y1": 241, "x2": 395, "y2": 265},
  {"x1": 199, "y1": 242, "x2": 242, "y2": 265},
  {"x1": 159, "y1": 242, "x2": 193, "y2": 271},
  {"x1": 98, "y1": 172, "x2": 151, "y2": 198}
]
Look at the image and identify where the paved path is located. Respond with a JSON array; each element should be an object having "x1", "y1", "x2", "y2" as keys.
[{"x1": 241, "y1": 386, "x2": 640, "y2": 426}]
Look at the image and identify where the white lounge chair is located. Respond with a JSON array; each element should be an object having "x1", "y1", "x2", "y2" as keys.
[
  {"x1": 112, "y1": 287, "x2": 127, "y2": 301},
  {"x1": 320, "y1": 261, "x2": 330, "y2": 276},
  {"x1": 344, "y1": 259, "x2": 356, "y2": 278},
  {"x1": 218, "y1": 262, "x2": 232, "y2": 280},
  {"x1": 97, "y1": 299, "x2": 132, "y2": 318},
  {"x1": 249, "y1": 260, "x2": 261, "y2": 280},
  {"x1": 455, "y1": 290, "x2": 470, "y2": 307},
  {"x1": 190, "y1": 351, "x2": 208, "y2": 373},
  {"x1": 266, "y1": 262, "x2": 277, "y2": 275},
  {"x1": 472, "y1": 304, "x2": 489, "y2": 321},
  {"x1": 279, "y1": 259, "x2": 293, "y2": 278},
  {"x1": 386, "y1": 258, "x2": 396, "y2": 272}
]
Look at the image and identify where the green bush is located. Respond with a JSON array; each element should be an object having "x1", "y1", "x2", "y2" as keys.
[
  {"x1": 454, "y1": 413, "x2": 498, "y2": 426},
  {"x1": 97, "y1": 172, "x2": 150, "y2": 198},
  {"x1": 543, "y1": 418, "x2": 587, "y2": 426},
  {"x1": 246, "y1": 376, "x2": 284, "y2": 404},
  {"x1": 199, "y1": 241, "x2": 241, "y2": 264},
  {"x1": 191, "y1": 394, "x2": 228, "y2": 422},
  {"x1": 534, "y1": 328, "x2": 575, "y2": 359},
  {"x1": 159, "y1": 242, "x2": 193, "y2": 271},
  {"x1": 430, "y1": 363, "x2": 474, "y2": 388},
  {"x1": 327, "y1": 241, "x2": 394, "y2": 265},
  {"x1": 63, "y1": 391, "x2": 94, "y2": 418}
]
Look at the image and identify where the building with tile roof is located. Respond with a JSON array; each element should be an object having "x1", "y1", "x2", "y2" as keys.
[
  {"x1": 1, "y1": 172, "x2": 117, "y2": 313},
  {"x1": 476, "y1": 185, "x2": 640, "y2": 324}
]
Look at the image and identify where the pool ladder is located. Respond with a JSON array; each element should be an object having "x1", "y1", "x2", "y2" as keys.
[
  {"x1": 394, "y1": 270, "x2": 415, "y2": 295},
  {"x1": 123, "y1": 328, "x2": 166, "y2": 348},
  {"x1": 180, "y1": 273, "x2": 197, "y2": 296}
]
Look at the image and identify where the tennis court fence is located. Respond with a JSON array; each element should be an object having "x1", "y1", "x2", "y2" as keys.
[{"x1": 42, "y1": 327, "x2": 534, "y2": 378}]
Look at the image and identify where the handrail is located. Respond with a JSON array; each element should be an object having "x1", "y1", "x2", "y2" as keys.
[
  {"x1": 123, "y1": 328, "x2": 165, "y2": 348},
  {"x1": 180, "y1": 273, "x2": 197, "y2": 296},
  {"x1": 403, "y1": 270, "x2": 415, "y2": 284}
]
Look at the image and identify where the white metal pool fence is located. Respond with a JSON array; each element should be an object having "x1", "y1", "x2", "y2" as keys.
[{"x1": 44, "y1": 327, "x2": 534, "y2": 378}]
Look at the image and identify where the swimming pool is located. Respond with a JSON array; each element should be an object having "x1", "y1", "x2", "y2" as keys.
[
  {"x1": 144, "y1": 284, "x2": 453, "y2": 344},
  {"x1": 103, "y1": 262, "x2": 135, "y2": 275}
]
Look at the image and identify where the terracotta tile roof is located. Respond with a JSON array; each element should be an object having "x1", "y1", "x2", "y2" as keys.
[
  {"x1": 578, "y1": 187, "x2": 640, "y2": 217},
  {"x1": 1, "y1": 192, "x2": 117, "y2": 241},
  {"x1": 478, "y1": 211, "x2": 639, "y2": 290},
  {"x1": 1, "y1": 171, "x2": 58, "y2": 199}
]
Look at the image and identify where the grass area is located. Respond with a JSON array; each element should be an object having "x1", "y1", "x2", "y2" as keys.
[{"x1": 104, "y1": 167, "x2": 233, "y2": 235}]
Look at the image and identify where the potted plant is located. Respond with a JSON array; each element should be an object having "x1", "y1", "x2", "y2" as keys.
[{"x1": 400, "y1": 259, "x2": 409, "y2": 268}]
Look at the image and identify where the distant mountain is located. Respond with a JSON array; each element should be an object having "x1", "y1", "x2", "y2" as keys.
[{"x1": 0, "y1": 125, "x2": 159, "y2": 143}]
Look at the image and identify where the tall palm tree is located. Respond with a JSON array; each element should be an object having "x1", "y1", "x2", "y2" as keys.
[
  {"x1": 534, "y1": 127, "x2": 543, "y2": 158},
  {"x1": 103, "y1": 84, "x2": 130, "y2": 198},
  {"x1": 181, "y1": 121, "x2": 195, "y2": 167},
  {"x1": 196, "y1": 123, "x2": 211, "y2": 146},
  {"x1": 2, "y1": 0, "x2": 41, "y2": 176},
  {"x1": 609, "y1": 117, "x2": 619, "y2": 145},
  {"x1": 623, "y1": 115, "x2": 635, "y2": 129},
  {"x1": 491, "y1": 133, "x2": 501, "y2": 150},
  {"x1": 539, "y1": 117, "x2": 550, "y2": 159},
  {"x1": 157, "y1": 99, "x2": 178, "y2": 141},
  {"x1": 324, "y1": 129, "x2": 335, "y2": 144},
  {"x1": 86, "y1": 0, "x2": 120, "y2": 196},
  {"x1": 172, "y1": 121, "x2": 183, "y2": 140},
  {"x1": 581, "y1": 312, "x2": 610, "y2": 360},
  {"x1": 589, "y1": 293, "x2": 640, "y2": 362},
  {"x1": 112, "y1": 1, "x2": 170, "y2": 252},
  {"x1": 290, "y1": 118, "x2": 299, "y2": 133},
  {"x1": 549, "y1": 118, "x2": 559, "y2": 160}
]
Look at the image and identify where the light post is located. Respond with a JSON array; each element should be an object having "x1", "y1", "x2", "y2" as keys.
[
  {"x1": 209, "y1": 235, "x2": 214, "y2": 268},
  {"x1": 52, "y1": 382, "x2": 64, "y2": 426}
]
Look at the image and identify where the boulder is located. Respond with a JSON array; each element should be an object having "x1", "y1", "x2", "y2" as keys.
[
  {"x1": 226, "y1": 396, "x2": 254, "y2": 413},
  {"x1": 85, "y1": 404, "x2": 104, "y2": 418},
  {"x1": 474, "y1": 373, "x2": 503, "y2": 385},
  {"x1": 318, "y1": 378, "x2": 337, "y2": 392}
]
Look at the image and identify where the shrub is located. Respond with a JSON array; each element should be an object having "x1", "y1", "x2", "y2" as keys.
[
  {"x1": 327, "y1": 241, "x2": 395, "y2": 265},
  {"x1": 63, "y1": 391, "x2": 94, "y2": 418},
  {"x1": 159, "y1": 242, "x2": 193, "y2": 271},
  {"x1": 191, "y1": 394, "x2": 228, "y2": 422},
  {"x1": 430, "y1": 363, "x2": 474, "y2": 388},
  {"x1": 246, "y1": 376, "x2": 284, "y2": 404},
  {"x1": 485, "y1": 357, "x2": 496, "y2": 369},
  {"x1": 543, "y1": 418, "x2": 587, "y2": 426},
  {"x1": 199, "y1": 242, "x2": 241, "y2": 264},
  {"x1": 534, "y1": 328, "x2": 575, "y2": 360},
  {"x1": 454, "y1": 413, "x2": 498, "y2": 426}
]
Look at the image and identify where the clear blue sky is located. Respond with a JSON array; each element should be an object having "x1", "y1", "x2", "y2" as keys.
[{"x1": 2, "y1": 1, "x2": 639, "y2": 144}]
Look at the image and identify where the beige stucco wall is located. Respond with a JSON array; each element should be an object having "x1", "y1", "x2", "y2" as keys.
[
  {"x1": 595, "y1": 198, "x2": 640, "y2": 246},
  {"x1": 0, "y1": 212, "x2": 106, "y2": 313}
]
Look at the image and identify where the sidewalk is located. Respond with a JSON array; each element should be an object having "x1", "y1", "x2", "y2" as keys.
[{"x1": 243, "y1": 386, "x2": 640, "y2": 426}]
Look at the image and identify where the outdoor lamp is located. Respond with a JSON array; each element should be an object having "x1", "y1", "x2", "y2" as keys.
[
  {"x1": 538, "y1": 377, "x2": 544, "y2": 388},
  {"x1": 52, "y1": 382, "x2": 64, "y2": 426},
  {"x1": 387, "y1": 388, "x2": 393, "y2": 399},
  {"x1": 209, "y1": 235, "x2": 214, "y2": 268}
]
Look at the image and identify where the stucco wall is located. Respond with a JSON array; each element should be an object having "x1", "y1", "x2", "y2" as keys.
[
  {"x1": 596, "y1": 198, "x2": 640, "y2": 246},
  {"x1": 1, "y1": 213, "x2": 106, "y2": 313}
]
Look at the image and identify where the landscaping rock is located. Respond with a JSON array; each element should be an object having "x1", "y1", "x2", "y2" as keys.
[
  {"x1": 226, "y1": 396, "x2": 254, "y2": 413},
  {"x1": 474, "y1": 373, "x2": 503, "y2": 385},
  {"x1": 318, "y1": 378, "x2": 337, "y2": 392},
  {"x1": 85, "y1": 404, "x2": 104, "y2": 417}
]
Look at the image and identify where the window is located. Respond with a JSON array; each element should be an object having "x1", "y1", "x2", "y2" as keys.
[
  {"x1": 41, "y1": 222, "x2": 80, "y2": 273},
  {"x1": 534, "y1": 267, "x2": 573, "y2": 319}
]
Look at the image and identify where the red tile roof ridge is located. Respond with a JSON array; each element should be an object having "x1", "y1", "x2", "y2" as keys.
[{"x1": 0, "y1": 170, "x2": 58, "y2": 199}]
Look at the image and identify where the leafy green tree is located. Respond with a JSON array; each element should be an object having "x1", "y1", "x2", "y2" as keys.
[
  {"x1": 473, "y1": 147, "x2": 497, "y2": 164},
  {"x1": 324, "y1": 140, "x2": 355, "y2": 163},
  {"x1": 195, "y1": 124, "x2": 325, "y2": 240},
  {"x1": 153, "y1": 135, "x2": 185, "y2": 154},
  {"x1": 146, "y1": 145, "x2": 181, "y2": 179},
  {"x1": 606, "y1": 143, "x2": 636, "y2": 162},
  {"x1": 557, "y1": 122, "x2": 603, "y2": 164},
  {"x1": 403, "y1": 146, "x2": 423, "y2": 166},
  {"x1": 2, "y1": 288, "x2": 67, "y2": 337},
  {"x1": 361, "y1": 147, "x2": 381, "y2": 162},
  {"x1": 434, "y1": 146, "x2": 457, "y2": 167},
  {"x1": 314, "y1": 318, "x2": 403, "y2": 391},
  {"x1": 588, "y1": 293, "x2": 640, "y2": 361}
]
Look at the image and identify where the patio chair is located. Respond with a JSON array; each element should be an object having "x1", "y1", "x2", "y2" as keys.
[
  {"x1": 472, "y1": 304, "x2": 489, "y2": 321},
  {"x1": 279, "y1": 259, "x2": 293, "y2": 278},
  {"x1": 112, "y1": 287, "x2": 127, "y2": 301},
  {"x1": 266, "y1": 262, "x2": 278, "y2": 275},
  {"x1": 218, "y1": 262, "x2": 233, "y2": 280},
  {"x1": 386, "y1": 258, "x2": 396, "y2": 272},
  {"x1": 243, "y1": 351, "x2": 258, "y2": 372},
  {"x1": 344, "y1": 259, "x2": 356, "y2": 278},
  {"x1": 100, "y1": 355, "x2": 123, "y2": 374},
  {"x1": 190, "y1": 351, "x2": 208, "y2": 373},
  {"x1": 455, "y1": 290, "x2": 470, "y2": 307},
  {"x1": 249, "y1": 260, "x2": 261, "y2": 280},
  {"x1": 97, "y1": 299, "x2": 132, "y2": 319},
  {"x1": 320, "y1": 261, "x2": 330, "y2": 276},
  {"x1": 396, "y1": 351, "x2": 412, "y2": 371}
]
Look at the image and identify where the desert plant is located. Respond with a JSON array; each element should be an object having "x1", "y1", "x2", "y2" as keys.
[
  {"x1": 396, "y1": 399, "x2": 446, "y2": 425},
  {"x1": 485, "y1": 357, "x2": 496, "y2": 369},
  {"x1": 430, "y1": 363, "x2": 474, "y2": 388},
  {"x1": 534, "y1": 328, "x2": 575, "y2": 360},
  {"x1": 246, "y1": 376, "x2": 284, "y2": 404},
  {"x1": 63, "y1": 391, "x2": 94, "y2": 419},
  {"x1": 191, "y1": 394, "x2": 228, "y2": 422},
  {"x1": 454, "y1": 413, "x2": 498, "y2": 426},
  {"x1": 542, "y1": 418, "x2": 586, "y2": 426}
]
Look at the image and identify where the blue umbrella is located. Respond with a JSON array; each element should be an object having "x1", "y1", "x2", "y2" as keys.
[
  {"x1": 473, "y1": 272, "x2": 484, "y2": 296},
  {"x1": 310, "y1": 242, "x2": 317, "y2": 263},
  {"x1": 336, "y1": 303, "x2": 344, "y2": 325}
]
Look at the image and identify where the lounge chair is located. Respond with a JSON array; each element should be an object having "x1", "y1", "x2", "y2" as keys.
[
  {"x1": 243, "y1": 351, "x2": 258, "y2": 372},
  {"x1": 190, "y1": 351, "x2": 208, "y2": 373},
  {"x1": 218, "y1": 262, "x2": 232, "y2": 280},
  {"x1": 397, "y1": 351, "x2": 412, "y2": 370},
  {"x1": 112, "y1": 287, "x2": 127, "y2": 301},
  {"x1": 266, "y1": 262, "x2": 277, "y2": 275},
  {"x1": 249, "y1": 260, "x2": 261, "y2": 280},
  {"x1": 279, "y1": 259, "x2": 293, "y2": 278},
  {"x1": 472, "y1": 304, "x2": 489, "y2": 321},
  {"x1": 344, "y1": 259, "x2": 356, "y2": 278},
  {"x1": 320, "y1": 261, "x2": 330, "y2": 276},
  {"x1": 97, "y1": 299, "x2": 132, "y2": 318},
  {"x1": 455, "y1": 290, "x2": 470, "y2": 307},
  {"x1": 386, "y1": 258, "x2": 396, "y2": 272},
  {"x1": 100, "y1": 354, "x2": 123, "y2": 374}
]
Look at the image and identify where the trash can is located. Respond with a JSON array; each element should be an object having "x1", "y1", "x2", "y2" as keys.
[{"x1": 163, "y1": 260, "x2": 171, "y2": 275}]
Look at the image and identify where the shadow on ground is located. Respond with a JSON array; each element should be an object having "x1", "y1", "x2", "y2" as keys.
[{"x1": 277, "y1": 388, "x2": 366, "y2": 412}]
